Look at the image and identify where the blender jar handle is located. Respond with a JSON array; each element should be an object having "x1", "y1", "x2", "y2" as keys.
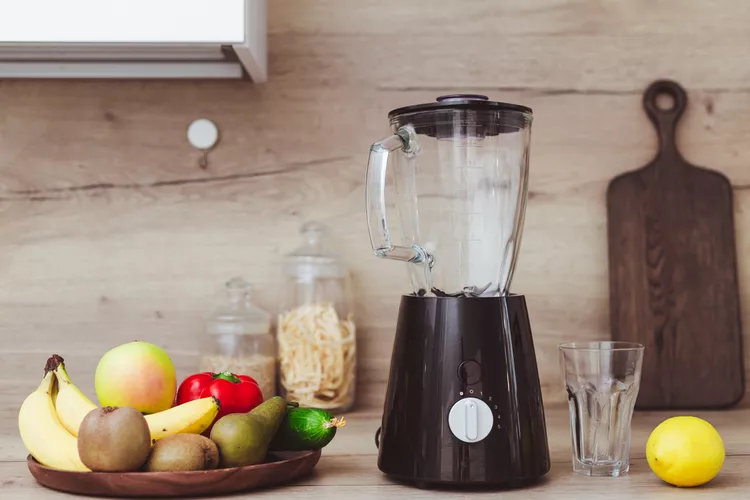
[{"x1": 365, "y1": 126, "x2": 427, "y2": 264}]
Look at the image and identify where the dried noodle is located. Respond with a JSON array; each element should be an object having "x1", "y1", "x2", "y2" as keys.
[{"x1": 277, "y1": 303, "x2": 356, "y2": 409}]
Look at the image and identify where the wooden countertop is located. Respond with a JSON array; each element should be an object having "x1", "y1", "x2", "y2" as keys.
[{"x1": 2, "y1": 407, "x2": 749, "y2": 499}]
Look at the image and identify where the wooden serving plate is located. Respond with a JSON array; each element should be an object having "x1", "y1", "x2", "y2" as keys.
[{"x1": 28, "y1": 450, "x2": 322, "y2": 498}]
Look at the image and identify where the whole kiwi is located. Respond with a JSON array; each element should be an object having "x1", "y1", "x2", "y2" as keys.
[
  {"x1": 78, "y1": 406, "x2": 152, "y2": 472},
  {"x1": 144, "y1": 434, "x2": 220, "y2": 472}
]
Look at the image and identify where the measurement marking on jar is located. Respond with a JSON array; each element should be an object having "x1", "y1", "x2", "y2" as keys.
[
  {"x1": 455, "y1": 140, "x2": 483, "y2": 148},
  {"x1": 459, "y1": 160, "x2": 484, "y2": 168}
]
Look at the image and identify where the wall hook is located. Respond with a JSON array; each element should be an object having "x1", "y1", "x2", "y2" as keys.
[{"x1": 187, "y1": 118, "x2": 220, "y2": 169}]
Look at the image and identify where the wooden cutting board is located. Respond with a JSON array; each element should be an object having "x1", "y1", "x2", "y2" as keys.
[{"x1": 606, "y1": 80, "x2": 745, "y2": 410}]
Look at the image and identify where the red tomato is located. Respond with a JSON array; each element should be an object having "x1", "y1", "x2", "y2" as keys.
[{"x1": 175, "y1": 371, "x2": 263, "y2": 435}]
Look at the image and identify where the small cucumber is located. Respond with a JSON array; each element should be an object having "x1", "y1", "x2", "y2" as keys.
[{"x1": 269, "y1": 407, "x2": 346, "y2": 451}]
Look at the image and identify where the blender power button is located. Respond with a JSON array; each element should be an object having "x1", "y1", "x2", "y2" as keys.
[{"x1": 457, "y1": 360, "x2": 482, "y2": 385}]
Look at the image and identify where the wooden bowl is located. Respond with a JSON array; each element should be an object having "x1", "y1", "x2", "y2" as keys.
[{"x1": 27, "y1": 450, "x2": 322, "y2": 498}]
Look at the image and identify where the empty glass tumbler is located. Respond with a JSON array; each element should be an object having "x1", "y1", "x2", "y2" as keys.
[{"x1": 559, "y1": 341, "x2": 644, "y2": 477}]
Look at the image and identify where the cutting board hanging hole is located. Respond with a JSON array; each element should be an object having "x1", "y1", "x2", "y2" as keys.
[
  {"x1": 643, "y1": 80, "x2": 687, "y2": 160},
  {"x1": 655, "y1": 93, "x2": 675, "y2": 112}
]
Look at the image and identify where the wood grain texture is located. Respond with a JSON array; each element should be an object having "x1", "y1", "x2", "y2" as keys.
[
  {"x1": 265, "y1": 0, "x2": 750, "y2": 92},
  {"x1": 270, "y1": 0, "x2": 750, "y2": 38},
  {"x1": 608, "y1": 81, "x2": 744, "y2": 409},
  {"x1": 5, "y1": 409, "x2": 750, "y2": 498},
  {"x1": 1, "y1": 0, "x2": 750, "y2": 438}
]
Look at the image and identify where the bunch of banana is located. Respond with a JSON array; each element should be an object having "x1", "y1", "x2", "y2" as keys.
[
  {"x1": 18, "y1": 355, "x2": 221, "y2": 472},
  {"x1": 18, "y1": 370, "x2": 90, "y2": 472}
]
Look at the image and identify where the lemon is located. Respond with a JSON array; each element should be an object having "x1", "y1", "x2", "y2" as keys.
[{"x1": 646, "y1": 416, "x2": 725, "y2": 487}]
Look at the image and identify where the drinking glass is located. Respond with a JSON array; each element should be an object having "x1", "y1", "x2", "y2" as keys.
[{"x1": 559, "y1": 341, "x2": 644, "y2": 477}]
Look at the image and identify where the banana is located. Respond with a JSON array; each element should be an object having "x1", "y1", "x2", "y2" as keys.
[
  {"x1": 53, "y1": 359, "x2": 97, "y2": 436},
  {"x1": 53, "y1": 357, "x2": 220, "y2": 441},
  {"x1": 18, "y1": 370, "x2": 90, "y2": 472},
  {"x1": 145, "y1": 397, "x2": 220, "y2": 441}
]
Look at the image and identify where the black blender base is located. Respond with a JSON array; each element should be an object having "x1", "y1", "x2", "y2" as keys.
[{"x1": 376, "y1": 294, "x2": 551, "y2": 486}]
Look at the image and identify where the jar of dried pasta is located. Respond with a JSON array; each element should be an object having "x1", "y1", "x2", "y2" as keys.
[
  {"x1": 199, "y1": 277, "x2": 277, "y2": 400},
  {"x1": 277, "y1": 221, "x2": 356, "y2": 412}
]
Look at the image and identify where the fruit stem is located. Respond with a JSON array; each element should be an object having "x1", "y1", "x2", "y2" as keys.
[
  {"x1": 213, "y1": 371, "x2": 241, "y2": 384},
  {"x1": 44, "y1": 354, "x2": 64, "y2": 376},
  {"x1": 323, "y1": 417, "x2": 347, "y2": 429},
  {"x1": 54, "y1": 362, "x2": 74, "y2": 385}
]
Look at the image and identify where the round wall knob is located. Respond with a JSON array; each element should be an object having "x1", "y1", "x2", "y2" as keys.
[
  {"x1": 187, "y1": 118, "x2": 219, "y2": 150},
  {"x1": 447, "y1": 397, "x2": 494, "y2": 443}
]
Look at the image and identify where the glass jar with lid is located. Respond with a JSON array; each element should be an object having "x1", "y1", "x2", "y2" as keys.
[
  {"x1": 199, "y1": 277, "x2": 277, "y2": 400},
  {"x1": 277, "y1": 221, "x2": 356, "y2": 411}
]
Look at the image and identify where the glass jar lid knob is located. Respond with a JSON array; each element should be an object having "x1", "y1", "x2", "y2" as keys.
[
  {"x1": 225, "y1": 276, "x2": 252, "y2": 304},
  {"x1": 300, "y1": 221, "x2": 326, "y2": 246}
]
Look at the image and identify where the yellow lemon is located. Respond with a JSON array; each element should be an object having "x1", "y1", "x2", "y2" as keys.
[{"x1": 646, "y1": 416, "x2": 725, "y2": 487}]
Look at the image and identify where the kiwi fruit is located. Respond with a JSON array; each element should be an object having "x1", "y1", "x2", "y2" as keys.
[
  {"x1": 77, "y1": 406, "x2": 152, "y2": 472},
  {"x1": 144, "y1": 434, "x2": 219, "y2": 472}
]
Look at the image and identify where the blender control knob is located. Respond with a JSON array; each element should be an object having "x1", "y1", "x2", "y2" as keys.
[{"x1": 447, "y1": 397, "x2": 494, "y2": 443}]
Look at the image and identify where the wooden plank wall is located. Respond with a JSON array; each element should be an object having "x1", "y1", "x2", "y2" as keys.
[{"x1": 2, "y1": 1, "x2": 750, "y2": 431}]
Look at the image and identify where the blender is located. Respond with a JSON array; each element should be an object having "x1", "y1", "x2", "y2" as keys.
[{"x1": 366, "y1": 95, "x2": 550, "y2": 487}]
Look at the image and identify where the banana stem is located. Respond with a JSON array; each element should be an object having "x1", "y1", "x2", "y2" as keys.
[{"x1": 44, "y1": 354, "x2": 64, "y2": 376}]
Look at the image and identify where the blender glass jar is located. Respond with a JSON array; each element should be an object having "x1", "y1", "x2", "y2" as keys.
[
  {"x1": 200, "y1": 277, "x2": 277, "y2": 399},
  {"x1": 277, "y1": 221, "x2": 356, "y2": 411},
  {"x1": 365, "y1": 94, "x2": 533, "y2": 297}
]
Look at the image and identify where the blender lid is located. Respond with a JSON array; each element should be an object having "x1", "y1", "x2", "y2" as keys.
[{"x1": 387, "y1": 94, "x2": 532, "y2": 118}]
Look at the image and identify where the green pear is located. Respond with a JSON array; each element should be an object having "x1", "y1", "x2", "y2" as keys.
[{"x1": 210, "y1": 396, "x2": 288, "y2": 468}]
